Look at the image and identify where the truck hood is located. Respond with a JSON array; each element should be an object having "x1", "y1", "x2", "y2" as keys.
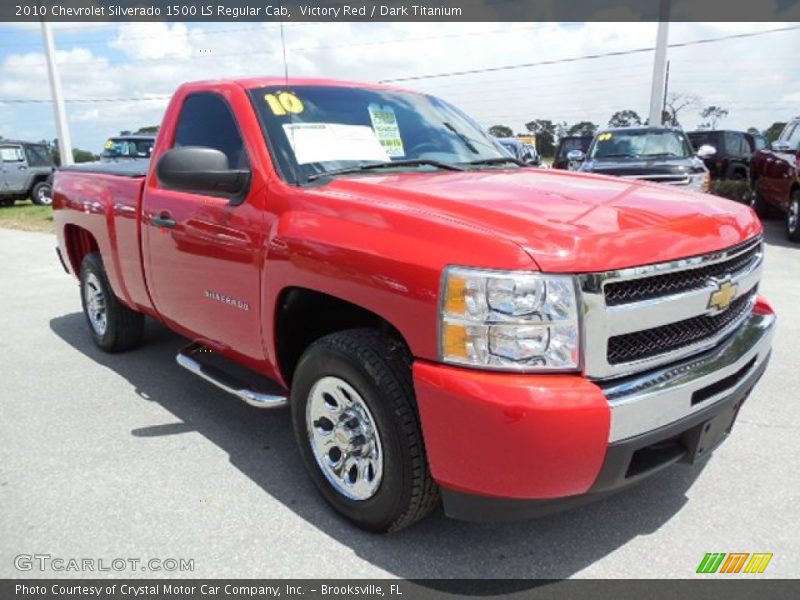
[
  {"x1": 580, "y1": 155, "x2": 707, "y2": 177},
  {"x1": 321, "y1": 168, "x2": 760, "y2": 273}
]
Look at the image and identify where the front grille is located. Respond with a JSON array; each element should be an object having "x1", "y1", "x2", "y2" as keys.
[
  {"x1": 607, "y1": 291, "x2": 755, "y2": 365},
  {"x1": 605, "y1": 242, "x2": 760, "y2": 306}
]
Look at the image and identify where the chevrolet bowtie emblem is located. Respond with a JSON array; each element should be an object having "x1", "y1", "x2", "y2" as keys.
[{"x1": 708, "y1": 280, "x2": 738, "y2": 312}]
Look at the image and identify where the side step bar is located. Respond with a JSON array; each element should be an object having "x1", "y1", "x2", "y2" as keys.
[{"x1": 176, "y1": 343, "x2": 288, "y2": 409}]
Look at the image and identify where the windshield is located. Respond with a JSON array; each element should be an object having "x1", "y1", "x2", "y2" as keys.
[
  {"x1": 249, "y1": 85, "x2": 508, "y2": 182},
  {"x1": 102, "y1": 138, "x2": 154, "y2": 159},
  {"x1": 590, "y1": 130, "x2": 693, "y2": 160},
  {"x1": 557, "y1": 137, "x2": 591, "y2": 159}
]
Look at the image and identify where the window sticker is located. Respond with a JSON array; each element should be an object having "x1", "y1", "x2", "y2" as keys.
[
  {"x1": 104, "y1": 140, "x2": 114, "y2": 148},
  {"x1": 282, "y1": 123, "x2": 389, "y2": 165},
  {"x1": 265, "y1": 91, "x2": 304, "y2": 116},
  {"x1": 597, "y1": 132, "x2": 613, "y2": 141},
  {"x1": 367, "y1": 103, "x2": 405, "y2": 158}
]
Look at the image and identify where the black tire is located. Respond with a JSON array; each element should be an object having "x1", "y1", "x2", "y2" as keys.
[
  {"x1": 79, "y1": 252, "x2": 144, "y2": 352},
  {"x1": 290, "y1": 329, "x2": 439, "y2": 532},
  {"x1": 749, "y1": 179, "x2": 770, "y2": 218},
  {"x1": 31, "y1": 182, "x2": 52, "y2": 206},
  {"x1": 786, "y1": 190, "x2": 800, "y2": 243}
]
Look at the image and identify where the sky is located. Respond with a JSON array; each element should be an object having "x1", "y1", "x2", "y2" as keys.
[{"x1": 0, "y1": 21, "x2": 798, "y2": 153}]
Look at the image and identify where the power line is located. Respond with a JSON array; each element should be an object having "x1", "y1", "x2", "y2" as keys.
[{"x1": 379, "y1": 25, "x2": 800, "y2": 83}]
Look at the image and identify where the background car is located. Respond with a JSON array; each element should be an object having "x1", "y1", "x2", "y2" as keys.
[
  {"x1": 495, "y1": 137, "x2": 541, "y2": 166},
  {"x1": 552, "y1": 135, "x2": 593, "y2": 170},
  {"x1": 571, "y1": 127, "x2": 711, "y2": 192},
  {"x1": 687, "y1": 130, "x2": 761, "y2": 180},
  {"x1": 749, "y1": 116, "x2": 800, "y2": 241},
  {"x1": 0, "y1": 140, "x2": 55, "y2": 206},
  {"x1": 100, "y1": 135, "x2": 156, "y2": 162}
]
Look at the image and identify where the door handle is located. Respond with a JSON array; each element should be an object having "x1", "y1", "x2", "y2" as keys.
[
  {"x1": 18, "y1": 165, "x2": 27, "y2": 170},
  {"x1": 151, "y1": 212, "x2": 176, "y2": 229}
]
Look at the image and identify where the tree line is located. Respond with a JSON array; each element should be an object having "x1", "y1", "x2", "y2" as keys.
[{"x1": 488, "y1": 93, "x2": 788, "y2": 156}]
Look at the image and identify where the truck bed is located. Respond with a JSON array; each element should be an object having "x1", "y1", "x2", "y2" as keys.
[{"x1": 53, "y1": 168, "x2": 153, "y2": 314}]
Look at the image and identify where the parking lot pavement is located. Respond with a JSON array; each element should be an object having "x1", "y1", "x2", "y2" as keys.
[{"x1": 1, "y1": 221, "x2": 798, "y2": 581}]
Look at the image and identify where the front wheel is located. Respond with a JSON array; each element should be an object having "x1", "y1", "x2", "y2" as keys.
[
  {"x1": 786, "y1": 190, "x2": 800, "y2": 243},
  {"x1": 290, "y1": 329, "x2": 439, "y2": 532},
  {"x1": 80, "y1": 252, "x2": 145, "y2": 352},
  {"x1": 31, "y1": 182, "x2": 52, "y2": 206}
]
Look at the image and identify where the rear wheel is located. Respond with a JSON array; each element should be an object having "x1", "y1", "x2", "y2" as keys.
[
  {"x1": 31, "y1": 182, "x2": 52, "y2": 206},
  {"x1": 290, "y1": 329, "x2": 439, "y2": 532},
  {"x1": 80, "y1": 252, "x2": 144, "y2": 352},
  {"x1": 786, "y1": 190, "x2": 800, "y2": 243},
  {"x1": 749, "y1": 180, "x2": 770, "y2": 218}
]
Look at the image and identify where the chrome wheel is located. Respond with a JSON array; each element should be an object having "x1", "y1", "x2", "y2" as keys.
[
  {"x1": 306, "y1": 376, "x2": 383, "y2": 501},
  {"x1": 36, "y1": 185, "x2": 52, "y2": 206},
  {"x1": 789, "y1": 198, "x2": 799, "y2": 233},
  {"x1": 84, "y1": 272, "x2": 107, "y2": 336}
]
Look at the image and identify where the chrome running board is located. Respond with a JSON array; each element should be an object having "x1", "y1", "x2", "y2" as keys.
[{"x1": 176, "y1": 343, "x2": 288, "y2": 409}]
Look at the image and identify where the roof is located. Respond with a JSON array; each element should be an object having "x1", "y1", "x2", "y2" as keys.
[
  {"x1": 0, "y1": 139, "x2": 48, "y2": 146},
  {"x1": 599, "y1": 126, "x2": 683, "y2": 134},
  {"x1": 108, "y1": 135, "x2": 156, "y2": 141},
  {"x1": 176, "y1": 76, "x2": 418, "y2": 95}
]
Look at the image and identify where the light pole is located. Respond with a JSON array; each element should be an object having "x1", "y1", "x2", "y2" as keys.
[
  {"x1": 648, "y1": 0, "x2": 670, "y2": 127},
  {"x1": 40, "y1": 20, "x2": 73, "y2": 165}
]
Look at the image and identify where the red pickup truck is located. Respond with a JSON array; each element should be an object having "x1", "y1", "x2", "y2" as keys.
[
  {"x1": 749, "y1": 116, "x2": 800, "y2": 241},
  {"x1": 54, "y1": 77, "x2": 775, "y2": 532}
]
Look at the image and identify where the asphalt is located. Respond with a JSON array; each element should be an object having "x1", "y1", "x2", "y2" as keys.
[{"x1": 0, "y1": 219, "x2": 798, "y2": 580}]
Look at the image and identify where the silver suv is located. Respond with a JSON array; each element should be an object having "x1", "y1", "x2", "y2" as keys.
[{"x1": 0, "y1": 140, "x2": 55, "y2": 207}]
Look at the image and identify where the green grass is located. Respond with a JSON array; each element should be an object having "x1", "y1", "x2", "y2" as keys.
[{"x1": 0, "y1": 199, "x2": 54, "y2": 233}]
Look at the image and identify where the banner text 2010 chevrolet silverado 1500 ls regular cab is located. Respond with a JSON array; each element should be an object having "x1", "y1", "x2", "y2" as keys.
[{"x1": 53, "y1": 78, "x2": 775, "y2": 532}]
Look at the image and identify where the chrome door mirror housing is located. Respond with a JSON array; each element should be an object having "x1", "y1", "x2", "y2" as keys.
[{"x1": 566, "y1": 149, "x2": 586, "y2": 162}]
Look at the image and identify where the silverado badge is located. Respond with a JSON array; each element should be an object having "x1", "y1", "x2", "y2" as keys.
[{"x1": 708, "y1": 279, "x2": 738, "y2": 313}]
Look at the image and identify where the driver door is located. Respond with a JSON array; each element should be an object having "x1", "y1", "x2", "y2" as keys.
[{"x1": 142, "y1": 91, "x2": 267, "y2": 364}]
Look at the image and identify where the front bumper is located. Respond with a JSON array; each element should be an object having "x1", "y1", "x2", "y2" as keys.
[{"x1": 413, "y1": 300, "x2": 775, "y2": 521}]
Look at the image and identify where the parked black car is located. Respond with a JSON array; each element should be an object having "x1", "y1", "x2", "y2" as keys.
[
  {"x1": 571, "y1": 127, "x2": 711, "y2": 192},
  {"x1": 552, "y1": 135, "x2": 592, "y2": 170},
  {"x1": 0, "y1": 140, "x2": 55, "y2": 206},
  {"x1": 687, "y1": 130, "x2": 763, "y2": 180}
]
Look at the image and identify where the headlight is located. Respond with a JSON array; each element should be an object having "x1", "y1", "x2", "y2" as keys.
[
  {"x1": 688, "y1": 171, "x2": 710, "y2": 192},
  {"x1": 440, "y1": 267, "x2": 581, "y2": 371}
]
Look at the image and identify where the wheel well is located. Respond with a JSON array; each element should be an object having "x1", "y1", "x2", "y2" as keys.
[
  {"x1": 275, "y1": 287, "x2": 409, "y2": 385},
  {"x1": 63, "y1": 225, "x2": 99, "y2": 276}
]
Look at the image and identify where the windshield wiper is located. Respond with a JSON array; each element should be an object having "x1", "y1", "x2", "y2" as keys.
[
  {"x1": 641, "y1": 152, "x2": 681, "y2": 158},
  {"x1": 465, "y1": 157, "x2": 526, "y2": 168},
  {"x1": 443, "y1": 121, "x2": 479, "y2": 154},
  {"x1": 600, "y1": 153, "x2": 636, "y2": 158},
  {"x1": 306, "y1": 159, "x2": 464, "y2": 181}
]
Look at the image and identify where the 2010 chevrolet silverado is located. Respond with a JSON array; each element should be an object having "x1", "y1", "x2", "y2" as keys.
[{"x1": 53, "y1": 77, "x2": 775, "y2": 532}]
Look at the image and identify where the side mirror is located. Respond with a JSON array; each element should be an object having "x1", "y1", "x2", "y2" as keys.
[
  {"x1": 696, "y1": 144, "x2": 717, "y2": 159},
  {"x1": 770, "y1": 140, "x2": 793, "y2": 152},
  {"x1": 156, "y1": 146, "x2": 250, "y2": 203},
  {"x1": 566, "y1": 149, "x2": 585, "y2": 162}
]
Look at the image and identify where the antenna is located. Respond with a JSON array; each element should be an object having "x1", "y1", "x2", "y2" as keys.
[{"x1": 279, "y1": 20, "x2": 289, "y2": 86}]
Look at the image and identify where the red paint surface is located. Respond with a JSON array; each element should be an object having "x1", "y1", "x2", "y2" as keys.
[
  {"x1": 413, "y1": 361, "x2": 610, "y2": 498},
  {"x1": 52, "y1": 77, "x2": 767, "y2": 498}
]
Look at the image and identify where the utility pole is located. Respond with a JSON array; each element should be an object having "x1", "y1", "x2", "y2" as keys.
[
  {"x1": 41, "y1": 20, "x2": 73, "y2": 165},
  {"x1": 648, "y1": 0, "x2": 670, "y2": 127}
]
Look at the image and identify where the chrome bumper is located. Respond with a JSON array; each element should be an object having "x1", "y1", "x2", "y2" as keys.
[{"x1": 601, "y1": 310, "x2": 775, "y2": 442}]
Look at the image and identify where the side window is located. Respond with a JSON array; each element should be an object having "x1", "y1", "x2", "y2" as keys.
[
  {"x1": 24, "y1": 145, "x2": 52, "y2": 167},
  {"x1": 173, "y1": 93, "x2": 248, "y2": 169},
  {"x1": 1, "y1": 146, "x2": 24, "y2": 162},
  {"x1": 786, "y1": 121, "x2": 800, "y2": 150},
  {"x1": 779, "y1": 122, "x2": 797, "y2": 142}
]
